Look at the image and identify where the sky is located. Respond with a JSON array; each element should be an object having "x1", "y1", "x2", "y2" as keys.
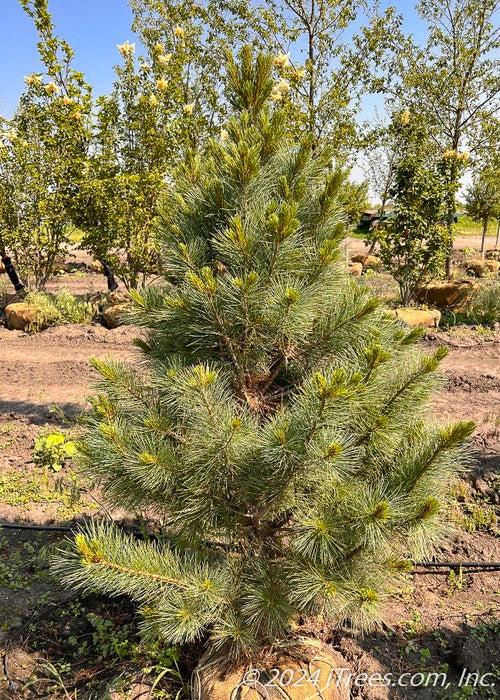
[{"x1": 1, "y1": 0, "x2": 138, "y2": 118}]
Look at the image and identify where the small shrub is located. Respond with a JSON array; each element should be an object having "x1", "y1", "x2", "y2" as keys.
[
  {"x1": 462, "y1": 247, "x2": 477, "y2": 259},
  {"x1": 24, "y1": 289, "x2": 97, "y2": 328},
  {"x1": 33, "y1": 432, "x2": 77, "y2": 472}
]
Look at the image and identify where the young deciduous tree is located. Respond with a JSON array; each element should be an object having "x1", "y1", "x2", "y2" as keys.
[
  {"x1": 56, "y1": 50, "x2": 473, "y2": 662},
  {"x1": 129, "y1": 0, "x2": 252, "y2": 138},
  {"x1": 371, "y1": 112, "x2": 461, "y2": 305},
  {"x1": 0, "y1": 0, "x2": 91, "y2": 290},
  {"x1": 72, "y1": 43, "x2": 169, "y2": 289},
  {"x1": 465, "y1": 167, "x2": 500, "y2": 256},
  {"x1": 362, "y1": 120, "x2": 399, "y2": 220},
  {"x1": 365, "y1": 0, "x2": 500, "y2": 275}
]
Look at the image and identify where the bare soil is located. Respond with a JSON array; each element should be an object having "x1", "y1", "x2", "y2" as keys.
[
  {"x1": 344, "y1": 234, "x2": 500, "y2": 256},
  {"x1": 0, "y1": 262, "x2": 498, "y2": 699}
]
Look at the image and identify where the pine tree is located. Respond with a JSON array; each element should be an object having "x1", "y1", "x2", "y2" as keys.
[{"x1": 56, "y1": 48, "x2": 474, "y2": 658}]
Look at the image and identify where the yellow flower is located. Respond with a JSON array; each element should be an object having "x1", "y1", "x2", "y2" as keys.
[
  {"x1": 156, "y1": 77, "x2": 168, "y2": 90},
  {"x1": 276, "y1": 79, "x2": 290, "y2": 94},
  {"x1": 154, "y1": 42, "x2": 164, "y2": 53},
  {"x1": 149, "y1": 94, "x2": 159, "y2": 107},
  {"x1": 5, "y1": 129, "x2": 17, "y2": 142},
  {"x1": 399, "y1": 110, "x2": 411, "y2": 125},
  {"x1": 62, "y1": 96, "x2": 74, "y2": 106},
  {"x1": 270, "y1": 89, "x2": 283, "y2": 101},
  {"x1": 273, "y1": 53, "x2": 290, "y2": 70},
  {"x1": 72, "y1": 111, "x2": 83, "y2": 121},
  {"x1": 158, "y1": 53, "x2": 172, "y2": 65},
  {"x1": 293, "y1": 68, "x2": 306, "y2": 79},
  {"x1": 458, "y1": 151, "x2": 469, "y2": 161},
  {"x1": 443, "y1": 149, "x2": 457, "y2": 159},
  {"x1": 183, "y1": 102, "x2": 194, "y2": 115},
  {"x1": 45, "y1": 82, "x2": 61, "y2": 95},
  {"x1": 24, "y1": 74, "x2": 42, "y2": 86},
  {"x1": 174, "y1": 26, "x2": 184, "y2": 37},
  {"x1": 220, "y1": 129, "x2": 229, "y2": 142},
  {"x1": 117, "y1": 40, "x2": 135, "y2": 57}
]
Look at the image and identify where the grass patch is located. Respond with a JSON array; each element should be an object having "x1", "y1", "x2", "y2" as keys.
[
  {"x1": 24, "y1": 288, "x2": 98, "y2": 328},
  {"x1": 68, "y1": 226, "x2": 85, "y2": 244},
  {"x1": 455, "y1": 215, "x2": 500, "y2": 240},
  {"x1": 441, "y1": 282, "x2": 500, "y2": 327},
  {"x1": 0, "y1": 469, "x2": 95, "y2": 519}
]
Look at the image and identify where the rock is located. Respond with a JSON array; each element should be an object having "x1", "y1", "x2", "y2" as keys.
[
  {"x1": 193, "y1": 638, "x2": 350, "y2": 700},
  {"x1": 348, "y1": 262, "x2": 363, "y2": 277},
  {"x1": 5, "y1": 303, "x2": 47, "y2": 331},
  {"x1": 107, "y1": 290, "x2": 128, "y2": 305},
  {"x1": 391, "y1": 307, "x2": 441, "y2": 329},
  {"x1": 102, "y1": 303, "x2": 131, "y2": 329},
  {"x1": 465, "y1": 258, "x2": 499, "y2": 276},
  {"x1": 350, "y1": 254, "x2": 382, "y2": 270},
  {"x1": 363, "y1": 255, "x2": 382, "y2": 270},
  {"x1": 415, "y1": 280, "x2": 479, "y2": 309},
  {"x1": 484, "y1": 259, "x2": 500, "y2": 273},
  {"x1": 473, "y1": 478, "x2": 491, "y2": 496}
]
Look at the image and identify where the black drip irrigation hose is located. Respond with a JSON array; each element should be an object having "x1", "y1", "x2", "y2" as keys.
[
  {"x1": 99, "y1": 260, "x2": 119, "y2": 292},
  {"x1": 0, "y1": 522, "x2": 73, "y2": 532},
  {"x1": 1, "y1": 521, "x2": 499, "y2": 572},
  {"x1": 413, "y1": 561, "x2": 500, "y2": 568}
]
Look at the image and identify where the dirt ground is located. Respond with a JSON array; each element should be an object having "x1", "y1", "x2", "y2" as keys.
[
  {"x1": 344, "y1": 234, "x2": 500, "y2": 256},
  {"x1": 0, "y1": 258, "x2": 498, "y2": 699}
]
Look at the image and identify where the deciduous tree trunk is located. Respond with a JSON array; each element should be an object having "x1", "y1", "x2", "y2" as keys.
[{"x1": 481, "y1": 217, "x2": 488, "y2": 258}]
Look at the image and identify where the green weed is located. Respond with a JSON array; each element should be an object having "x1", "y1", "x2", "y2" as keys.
[{"x1": 33, "y1": 432, "x2": 77, "y2": 472}]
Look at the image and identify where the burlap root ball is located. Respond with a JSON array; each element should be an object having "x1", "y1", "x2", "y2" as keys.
[{"x1": 192, "y1": 638, "x2": 350, "y2": 700}]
